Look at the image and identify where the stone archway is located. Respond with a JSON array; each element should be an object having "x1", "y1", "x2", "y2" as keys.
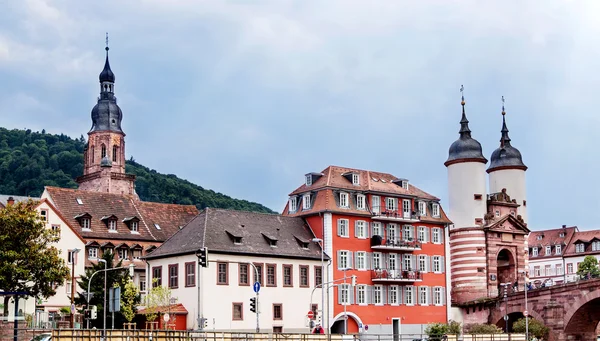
[
  {"x1": 497, "y1": 248, "x2": 516, "y2": 286},
  {"x1": 331, "y1": 312, "x2": 362, "y2": 334},
  {"x1": 563, "y1": 291, "x2": 600, "y2": 340}
]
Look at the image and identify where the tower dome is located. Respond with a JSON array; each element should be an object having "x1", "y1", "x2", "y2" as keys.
[
  {"x1": 444, "y1": 97, "x2": 487, "y2": 166},
  {"x1": 90, "y1": 44, "x2": 123, "y2": 134},
  {"x1": 487, "y1": 107, "x2": 527, "y2": 173},
  {"x1": 99, "y1": 47, "x2": 115, "y2": 83}
]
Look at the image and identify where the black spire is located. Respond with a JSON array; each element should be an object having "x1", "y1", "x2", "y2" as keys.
[
  {"x1": 90, "y1": 34, "x2": 123, "y2": 134},
  {"x1": 487, "y1": 96, "x2": 527, "y2": 172},
  {"x1": 459, "y1": 85, "x2": 472, "y2": 137},
  {"x1": 99, "y1": 33, "x2": 115, "y2": 83},
  {"x1": 500, "y1": 96, "x2": 511, "y2": 147}
]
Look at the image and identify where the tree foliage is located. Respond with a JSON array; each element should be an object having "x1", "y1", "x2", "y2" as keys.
[
  {"x1": 512, "y1": 318, "x2": 549, "y2": 339},
  {"x1": 143, "y1": 283, "x2": 176, "y2": 324},
  {"x1": 0, "y1": 127, "x2": 274, "y2": 213},
  {"x1": 121, "y1": 279, "x2": 140, "y2": 323},
  {"x1": 465, "y1": 323, "x2": 503, "y2": 334},
  {"x1": 576, "y1": 255, "x2": 600, "y2": 278},
  {"x1": 0, "y1": 200, "x2": 70, "y2": 315}
]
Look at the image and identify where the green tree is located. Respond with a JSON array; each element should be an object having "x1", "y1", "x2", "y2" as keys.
[
  {"x1": 513, "y1": 318, "x2": 549, "y2": 340},
  {"x1": 465, "y1": 323, "x2": 502, "y2": 334},
  {"x1": 424, "y1": 323, "x2": 448, "y2": 341},
  {"x1": 144, "y1": 283, "x2": 176, "y2": 327},
  {"x1": 75, "y1": 251, "x2": 128, "y2": 329},
  {"x1": 121, "y1": 279, "x2": 140, "y2": 323},
  {"x1": 0, "y1": 200, "x2": 70, "y2": 316},
  {"x1": 447, "y1": 320, "x2": 462, "y2": 335},
  {"x1": 576, "y1": 255, "x2": 600, "y2": 278}
]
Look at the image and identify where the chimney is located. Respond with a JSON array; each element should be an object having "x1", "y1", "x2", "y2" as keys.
[
  {"x1": 562, "y1": 225, "x2": 566, "y2": 229},
  {"x1": 6, "y1": 197, "x2": 14, "y2": 206}
]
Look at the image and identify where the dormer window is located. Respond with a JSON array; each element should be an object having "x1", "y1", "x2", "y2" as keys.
[
  {"x1": 356, "y1": 194, "x2": 365, "y2": 210},
  {"x1": 294, "y1": 236, "x2": 310, "y2": 250},
  {"x1": 131, "y1": 221, "x2": 138, "y2": 232},
  {"x1": 555, "y1": 244, "x2": 562, "y2": 255},
  {"x1": 576, "y1": 243, "x2": 585, "y2": 253},
  {"x1": 418, "y1": 202, "x2": 426, "y2": 216},
  {"x1": 545, "y1": 246, "x2": 551, "y2": 255},
  {"x1": 76, "y1": 198, "x2": 83, "y2": 205},
  {"x1": 537, "y1": 235, "x2": 543, "y2": 240},
  {"x1": 305, "y1": 175, "x2": 312, "y2": 186},
  {"x1": 109, "y1": 220, "x2": 117, "y2": 231},
  {"x1": 101, "y1": 215, "x2": 118, "y2": 232},
  {"x1": 532, "y1": 247, "x2": 538, "y2": 256},
  {"x1": 289, "y1": 197, "x2": 298, "y2": 212},
  {"x1": 262, "y1": 233, "x2": 278, "y2": 247},
  {"x1": 123, "y1": 217, "x2": 140, "y2": 233},
  {"x1": 302, "y1": 194, "x2": 311, "y2": 210},
  {"x1": 340, "y1": 192, "x2": 349, "y2": 208},
  {"x1": 392, "y1": 179, "x2": 409, "y2": 189},
  {"x1": 75, "y1": 213, "x2": 92, "y2": 230},
  {"x1": 226, "y1": 231, "x2": 243, "y2": 245},
  {"x1": 559, "y1": 232, "x2": 565, "y2": 238},
  {"x1": 592, "y1": 241, "x2": 600, "y2": 251},
  {"x1": 352, "y1": 174, "x2": 360, "y2": 185},
  {"x1": 432, "y1": 203, "x2": 440, "y2": 217}
]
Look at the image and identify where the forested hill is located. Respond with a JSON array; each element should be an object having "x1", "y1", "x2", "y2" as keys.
[{"x1": 0, "y1": 127, "x2": 275, "y2": 213}]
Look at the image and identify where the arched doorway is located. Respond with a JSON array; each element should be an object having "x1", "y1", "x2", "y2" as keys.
[
  {"x1": 331, "y1": 315, "x2": 359, "y2": 334},
  {"x1": 496, "y1": 312, "x2": 524, "y2": 333},
  {"x1": 564, "y1": 297, "x2": 600, "y2": 340},
  {"x1": 497, "y1": 249, "x2": 516, "y2": 287}
]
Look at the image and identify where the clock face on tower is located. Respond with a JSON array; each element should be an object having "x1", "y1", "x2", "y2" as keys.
[{"x1": 112, "y1": 135, "x2": 121, "y2": 145}]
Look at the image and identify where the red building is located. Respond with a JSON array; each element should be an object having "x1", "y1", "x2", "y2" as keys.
[{"x1": 283, "y1": 166, "x2": 451, "y2": 335}]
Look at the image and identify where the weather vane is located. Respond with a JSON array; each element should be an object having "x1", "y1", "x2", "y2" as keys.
[
  {"x1": 460, "y1": 85, "x2": 465, "y2": 105},
  {"x1": 501, "y1": 95, "x2": 505, "y2": 115},
  {"x1": 105, "y1": 32, "x2": 109, "y2": 51}
]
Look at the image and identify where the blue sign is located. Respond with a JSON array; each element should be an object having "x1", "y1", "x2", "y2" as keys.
[{"x1": 253, "y1": 281, "x2": 261, "y2": 293}]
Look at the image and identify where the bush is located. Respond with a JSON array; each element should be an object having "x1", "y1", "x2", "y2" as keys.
[
  {"x1": 466, "y1": 323, "x2": 503, "y2": 334},
  {"x1": 513, "y1": 318, "x2": 549, "y2": 339},
  {"x1": 424, "y1": 323, "x2": 448, "y2": 341}
]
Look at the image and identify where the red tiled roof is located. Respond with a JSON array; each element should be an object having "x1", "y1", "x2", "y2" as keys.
[
  {"x1": 564, "y1": 230, "x2": 600, "y2": 256},
  {"x1": 138, "y1": 303, "x2": 188, "y2": 315},
  {"x1": 44, "y1": 187, "x2": 198, "y2": 242},
  {"x1": 528, "y1": 226, "x2": 577, "y2": 259}
]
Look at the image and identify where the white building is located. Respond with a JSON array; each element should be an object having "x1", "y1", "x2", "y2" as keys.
[
  {"x1": 144, "y1": 208, "x2": 326, "y2": 333},
  {"x1": 563, "y1": 230, "x2": 600, "y2": 282},
  {"x1": 527, "y1": 226, "x2": 577, "y2": 286}
]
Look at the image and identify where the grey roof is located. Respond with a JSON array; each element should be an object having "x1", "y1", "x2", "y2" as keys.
[
  {"x1": 445, "y1": 102, "x2": 487, "y2": 166},
  {"x1": 487, "y1": 113, "x2": 527, "y2": 172},
  {"x1": 0, "y1": 194, "x2": 39, "y2": 207},
  {"x1": 99, "y1": 47, "x2": 115, "y2": 83},
  {"x1": 146, "y1": 208, "x2": 325, "y2": 261},
  {"x1": 90, "y1": 47, "x2": 123, "y2": 134}
]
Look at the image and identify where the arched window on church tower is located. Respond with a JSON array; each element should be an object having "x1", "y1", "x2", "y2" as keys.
[
  {"x1": 113, "y1": 145, "x2": 118, "y2": 163},
  {"x1": 101, "y1": 144, "x2": 106, "y2": 158},
  {"x1": 90, "y1": 146, "x2": 94, "y2": 164}
]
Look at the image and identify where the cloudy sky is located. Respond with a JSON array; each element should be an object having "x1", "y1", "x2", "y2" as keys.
[{"x1": 1, "y1": 0, "x2": 599, "y2": 230}]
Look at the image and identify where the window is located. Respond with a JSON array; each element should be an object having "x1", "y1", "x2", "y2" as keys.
[
  {"x1": 388, "y1": 285, "x2": 399, "y2": 305},
  {"x1": 432, "y1": 256, "x2": 442, "y2": 273},
  {"x1": 67, "y1": 250, "x2": 76, "y2": 265},
  {"x1": 418, "y1": 226, "x2": 427, "y2": 243},
  {"x1": 232, "y1": 303, "x2": 243, "y2": 320},
  {"x1": 495, "y1": 210, "x2": 500, "y2": 217},
  {"x1": 559, "y1": 232, "x2": 565, "y2": 238},
  {"x1": 532, "y1": 247, "x2": 538, "y2": 256},
  {"x1": 273, "y1": 304, "x2": 283, "y2": 320},
  {"x1": 185, "y1": 262, "x2": 195, "y2": 287},
  {"x1": 556, "y1": 264, "x2": 564, "y2": 276},
  {"x1": 130, "y1": 221, "x2": 139, "y2": 232},
  {"x1": 168, "y1": 264, "x2": 178, "y2": 288},
  {"x1": 373, "y1": 285, "x2": 383, "y2": 305},
  {"x1": 593, "y1": 241, "x2": 600, "y2": 251},
  {"x1": 434, "y1": 287, "x2": 443, "y2": 305},
  {"x1": 338, "y1": 219, "x2": 349, "y2": 237},
  {"x1": 140, "y1": 277, "x2": 146, "y2": 292},
  {"x1": 108, "y1": 220, "x2": 117, "y2": 231},
  {"x1": 401, "y1": 180, "x2": 408, "y2": 189},
  {"x1": 355, "y1": 221, "x2": 367, "y2": 238},
  {"x1": 340, "y1": 192, "x2": 349, "y2": 208},
  {"x1": 82, "y1": 218, "x2": 91, "y2": 230},
  {"x1": 372, "y1": 222, "x2": 382, "y2": 237},
  {"x1": 239, "y1": 264, "x2": 249, "y2": 286},
  {"x1": 132, "y1": 249, "x2": 142, "y2": 260},
  {"x1": 419, "y1": 286, "x2": 429, "y2": 305},
  {"x1": 152, "y1": 266, "x2": 162, "y2": 287},
  {"x1": 66, "y1": 281, "x2": 72, "y2": 295},
  {"x1": 338, "y1": 251, "x2": 350, "y2": 270},
  {"x1": 432, "y1": 228, "x2": 441, "y2": 244},
  {"x1": 88, "y1": 247, "x2": 98, "y2": 259},
  {"x1": 217, "y1": 262, "x2": 228, "y2": 285},
  {"x1": 303, "y1": 194, "x2": 311, "y2": 210},
  {"x1": 545, "y1": 265, "x2": 551, "y2": 276},
  {"x1": 418, "y1": 202, "x2": 426, "y2": 216},
  {"x1": 154, "y1": 224, "x2": 161, "y2": 230},
  {"x1": 534, "y1": 266, "x2": 541, "y2": 277},
  {"x1": 372, "y1": 196, "x2": 380, "y2": 213},
  {"x1": 101, "y1": 144, "x2": 106, "y2": 158},
  {"x1": 283, "y1": 265, "x2": 293, "y2": 287},
  {"x1": 372, "y1": 252, "x2": 382, "y2": 270},
  {"x1": 118, "y1": 248, "x2": 128, "y2": 260},
  {"x1": 545, "y1": 246, "x2": 551, "y2": 255},
  {"x1": 40, "y1": 210, "x2": 48, "y2": 222},
  {"x1": 387, "y1": 224, "x2": 397, "y2": 242},
  {"x1": 356, "y1": 252, "x2": 367, "y2": 270},
  {"x1": 112, "y1": 145, "x2": 118, "y2": 162},
  {"x1": 576, "y1": 243, "x2": 585, "y2": 253},
  {"x1": 556, "y1": 244, "x2": 562, "y2": 255},
  {"x1": 315, "y1": 266, "x2": 322, "y2": 287},
  {"x1": 356, "y1": 285, "x2": 367, "y2": 304},
  {"x1": 352, "y1": 173, "x2": 360, "y2": 185},
  {"x1": 266, "y1": 264, "x2": 276, "y2": 287},
  {"x1": 388, "y1": 253, "x2": 397, "y2": 271},
  {"x1": 402, "y1": 200, "x2": 411, "y2": 217},
  {"x1": 419, "y1": 255, "x2": 428, "y2": 272},
  {"x1": 76, "y1": 198, "x2": 83, "y2": 205},
  {"x1": 305, "y1": 175, "x2": 312, "y2": 186},
  {"x1": 537, "y1": 235, "x2": 543, "y2": 240},
  {"x1": 254, "y1": 264, "x2": 263, "y2": 286},
  {"x1": 339, "y1": 284, "x2": 350, "y2": 305},
  {"x1": 403, "y1": 254, "x2": 412, "y2": 271},
  {"x1": 386, "y1": 197, "x2": 397, "y2": 211},
  {"x1": 300, "y1": 265, "x2": 309, "y2": 287},
  {"x1": 289, "y1": 197, "x2": 298, "y2": 211},
  {"x1": 567, "y1": 263, "x2": 574, "y2": 274},
  {"x1": 432, "y1": 203, "x2": 440, "y2": 217},
  {"x1": 405, "y1": 286, "x2": 414, "y2": 305},
  {"x1": 403, "y1": 225, "x2": 413, "y2": 241},
  {"x1": 356, "y1": 194, "x2": 365, "y2": 210},
  {"x1": 51, "y1": 225, "x2": 60, "y2": 237},
  {"x1": 273, "y1": 327, "x2": 283, "y2": 333}
]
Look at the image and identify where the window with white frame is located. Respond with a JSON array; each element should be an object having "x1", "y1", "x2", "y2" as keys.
[
  {"x1": 418, "y1": 255, "x2": 428, "y2": 272},
  {"x1": 403, "y1": 254, "x2": 412, "y2": 271},
  {"x1": 418, "y1": 226, "x2": 427, "y2": 243},
  {"x1": 372, "y1": 196, "x2": 381, "y2": 213},
  {"x1": 532, "y1": 247, "x2": 538, "y2": 256},
  {"x1": 556, "y1": 244, "x2": 562, "y2": 255},
  {"x1": 387, "y1": 224, "x2": 397, "y2": 242},
  {"x1": 82, "y1": 218, "x2": 91, "y2": 230},
  {"x1": 434, "y1": 287, "x2": 443, "y2": 305},
  {"x1": 303, "y1": 194, "x2": 311, "y2": 210},
  {"x1": 386, "y1": 197, "x2": 397, "y2": 211},
  {"x1": 432, "y1": 203, "x2": 440, "y2": 217},
  {"x1": 576, "y1": 243, "x2": 585, "y2": 253},
  {"x1": 338, "y1": 219, "x2": 349, "y2": 237},
  {"x1": 418, "y1": 202, "x2": 426, "y2": 216},
  {"x1": 534, "y1": 266, "x2": 541, "y2": 276},
  {"x1": 130, "y1": 221, "x2": 139, "y2": 232},
  {"x1": 88, "y1": 247, "x2": 98, "y2": 259},
  {"x1": 289, "y1": 197, "x2": 298, "y2": 211},
  {"x1": 372, "y1": 222, "x2": 382, "y2": 237},
  {"x1": 403, "y1": 225, "x2": 413, "y2": 241},
  {"x1": 373, "y1": 285, "x2": 383, "y2": 305},
  {"x1": 340, "y1": 192, "x2": 349, "y2": 208},
  {"x1": 405, "y1": 286, "x2": 414, "y2": 305},
  {"x1": 118, "y1": 248, "x2": 129, "y2": 260},
  {"x1": 66, "y1": 281, "x2": 72, "y2": 295},
  {"x1": 356, "y1": 285, "x2": 367, "y2": 304},
  {"x1": 305, "y1": 175, "x2": 312, "y2": 186},
  {"x1": 356, "y1": 194, "x2": 366, "y2": 210},
  {"x1": 338, "y1": 251, "x2": 349, "y2": 269},
  {"x1": 67, "y1": 250, "x2": 76, "y2": 265},
  {"x1": 556, "y1": 263, "x2": 564, "y2": 275},
  {"x1": 356, "y1": 252, "x2": 367, "y2": 270},
  {"x1": 545, "y1": 246, "x2": 551, "y2": 255},
  {"x1": 388, "y1": 253, "x2": 397, "y2": 271},
  {"x1": 419, "y1": 286, "x2": 428, "y2": 305},
  {"x1": 372, "y1": 252, "x2": 382, "y2": 270},
  {"x1": 545, "y1": 265, "x2": 551, "y2": 276},
  {"x1": 537, "y1": 235, "x2": 543, "y2": 240},
  {"x1": 352, "y1": 173, "x2": 360, "y2": 185},
  {"x1": 567, "y1": 263, "x2": 573, "y2": 274},
  {"x1": 432, "y1": 228, "x2": 441, "y2": 244},
  {"x1": 108, "y1": 220, "x2": 117, "y2": 231},
  {"x1": 339, "y1": 284, "x2": 350, "y2": 305},
  {"x1": 432, "y1": 256, "x2": 442, "y2": 273},
  {"x1": 388, "y1": 285, "x2": 399, "y2": 305},
  {"x1": 355, "y1": 221, "x2": 367, "y2": 238},
  {"x1": 593, "y1": 241, "x2": 600, "y2": 251},
  {"x1": 402, "y1": 199, "x2": 411, "y2": 217}
]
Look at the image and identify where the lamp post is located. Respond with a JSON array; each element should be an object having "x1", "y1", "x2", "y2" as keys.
[
  {"x1": 501, "y1": 282, "x2": 510, "y2": 333},
  {"x1": 341, "y1": 267, "x2": 350, "y2": 335},
  {"x1": 522, "y1": 271, "x2": 529, "y2": 341},
  {"x1": 70, "y1": 248, "x2": 80, "y2": 329},
  {"x1": 312, "y1": 238, "x2": 326, "y2": 334}
]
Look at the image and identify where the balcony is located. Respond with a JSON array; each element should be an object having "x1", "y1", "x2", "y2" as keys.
[
  {"x1": 370, "y1": 235, "x2": 421, "y2": 251},
  {"x1": 371, "y1": 269, "x2": 423, "y2": 283},
  {"x1": 372, "y1": 206, "x2": 420, "y2": 222}
]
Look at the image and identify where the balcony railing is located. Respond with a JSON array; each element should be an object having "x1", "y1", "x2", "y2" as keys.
[
  {"x1": 371, "y1": 269, "x2": 423, "y2": 282},
  {"x1": 371, "y1": 206, "x2": 420, "y2": 222},
  {"x1": 370, "y1": 235, "x2": 421, "y2": 251}
]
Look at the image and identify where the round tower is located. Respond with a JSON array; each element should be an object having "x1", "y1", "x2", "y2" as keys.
[
  {"x1": 487, "y1": 101, "x2": 528, "y2": 223},
  {"x1": 445, "y1": 89, "x2": 489, "y2": 306}
]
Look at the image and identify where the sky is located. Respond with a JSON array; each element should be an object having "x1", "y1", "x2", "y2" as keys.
[{"x1": 1, "y1": 0, "x2": 600, "y2": 230}]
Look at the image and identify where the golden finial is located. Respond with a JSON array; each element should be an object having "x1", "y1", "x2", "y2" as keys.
[
  {"x1": 501, "y1": 96, "x2": 506, "y2": 116},
  {"x1": 460, "y1": 85, "x2": 465, "y2": 106}
]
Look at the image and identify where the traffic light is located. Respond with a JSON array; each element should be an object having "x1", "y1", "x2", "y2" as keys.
[
  {"x1": 317, "y1": 314, "x2": 322, "y2": 325},
  {"x1": 84, "y1": 309, "x2": 91, "y2": 320},
  {"x1": 91, "y1": 305, "x2": 97, "y2": 319},
  {"x1": 197, "y1": 248, "x2": 208, "y2": 268},
  {"x1": 250, "y1": 297, "x2": 257, "y2": 313},
  {"x1": 351, "y1": 275, "x2": 357, "y2": 287},
  {"x1": 203, "y1": 318, "x2": 208, "y2": 329}
]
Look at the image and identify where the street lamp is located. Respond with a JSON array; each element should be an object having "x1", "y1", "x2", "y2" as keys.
[
  {"x1": 500, "y1": 283, "x2": 510, "y2": 333},
  {"x1": 521, "y1": 271, "x2": 529, "y2": 341},
  {"x1": 341, "y1": 267, "x2": 351, "y2": 335},
  {"x1": 70, "y1": 248, "x2": 80, "y2": 329},
  {"x1": 312, "y1": 238, "x2": 326, "y2": 334}
]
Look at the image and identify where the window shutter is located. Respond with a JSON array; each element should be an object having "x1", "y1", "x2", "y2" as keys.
[
  {"x1": 430, "y1": 256, "x2": 435, "y2": 272},
  {"x1": 442, "y1": 287, "x2": 446, "y2": 305},
  {"x1": 354, "y1": 221, "x2": 358, "y2": 238},
  {"x1": 425, "y1": 255, "x2": 430, "y2": 272},
  {"x1": 430, "y1": 228, "x2": 434, "y2": 242},
  {"x1": 382, "y1": 286, "x2": 387, "y2": 305},
  {"x1": 348, "y1": 251, "x2": 353, "y2": 269},
  {"x1": 365, "y1": 222, "x2": 370, "y2": 238},
  {"x1": 337, "y1": 286, "x2": 342, "y2": 305},
  {"x1": 337, "y1": 220, "x2": 342, "y2": 236},
  {"x1": 366, "y1": 253, "x2": 372, "y2": 270},
  {"x1": 430, "y1": 287, "x2": 434, "y2": 305},
  {"x1": 354, "y1": 252, "x2": 359, "y2": 269},
  {"x1": 424, "y1": 227, "x2": 430, "y2": 243},
  {"x1": 411, "y1": 255, "x2": 417, "y2": 271},
  {"x1": 398, "y1": 285, "x2": 403, "y2": 305},
  {"x1": 349, "y1": 286, "x2": 354, "y2": 304},
  {"x1": 337, "y1": 251, "x2": 342, "y2": 269},
  {"x1": 440, "y1": 228, "x2": 445, "y2": 244},
  {"x1": 410, "y1": 226, "x2": 415, "y2": 240},
  {"x1": 441, "y1": 256, "x2": 445, "y2": 273}
]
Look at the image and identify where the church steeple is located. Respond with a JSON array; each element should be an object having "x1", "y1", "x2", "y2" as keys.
[{"x1": 99, "y1": 35, "x2": 115, "y2": 84}]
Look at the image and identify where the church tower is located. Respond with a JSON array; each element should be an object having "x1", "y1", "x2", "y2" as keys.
[{"x1": 77, "y1": 39, "x2": 137, "y2": 196}]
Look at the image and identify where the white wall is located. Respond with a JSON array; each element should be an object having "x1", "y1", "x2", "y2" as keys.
[
  {"x1": 528, "y1": 256, "x2": 565, "y2": 285},
  {"x1": 447, "y1": 162, "x2": 487, "y2": 229},
  {"x1": 563, "y1": 254, "x2": 600, "y2": 282},
  {"x1": 147, "y1": 253, "x2": 323, "y2": 333},
  {"x1": 488, "y1": 169, "x2": 527, "y2": 223}
]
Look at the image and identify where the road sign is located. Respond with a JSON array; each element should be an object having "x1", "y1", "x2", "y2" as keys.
[
  {"x1": 307, "y1": 311, "x2": 315, "y2": 319},
  {"x1": 504, "y1": 315, "x2": 509, "y2": 321},
  {"x1": 365, "y1": 325, "x2": 369, "y2": 331},
  {"x1": 163, "y1": 313, "x2": 170, "y2": 322},
  {"x1": 524, "y1": 310, "x2": 528, "y2": 317},
  {"x1": 253, "y1": 281, "x2": 261, "y2": 293}
]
